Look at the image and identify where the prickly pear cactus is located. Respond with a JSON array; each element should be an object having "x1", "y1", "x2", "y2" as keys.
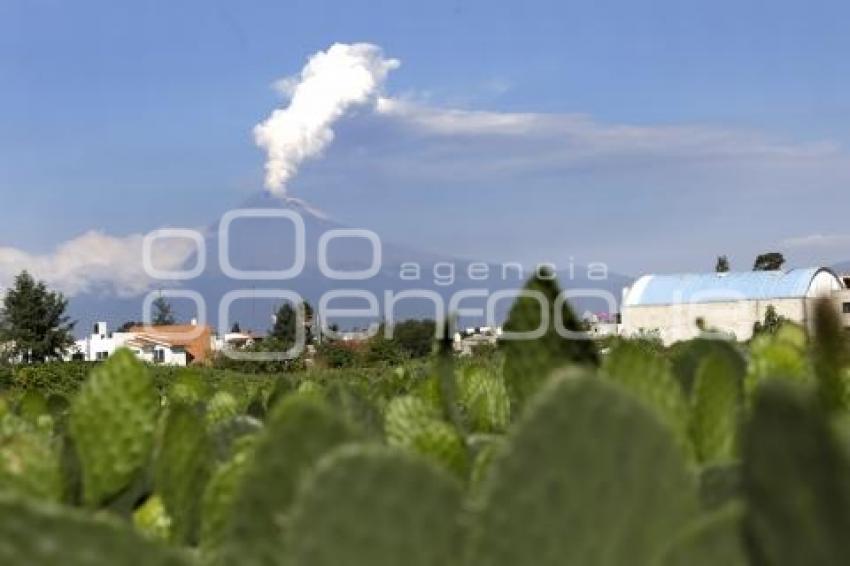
[
  {"x1": 209, "y1": 415, "x2": 262, "y2": 462},
  {"x1": 658, "y1": 504, "x2": 747, "y2": 566},
  {"x1": 324, "y1": 382, "x2": 384, "y2": 438},
  {"x1": 468, "y1": 434, "x2": 504, "y2": 498},
  {"x1": 199, "y1": 438, "x2": 254, "y2": 560},
  {"x1": 689, "y1": 352, "x2": 742, "y2": 464},
  {"x1": 669, "y1": 338, "x2": 746, "y2": 397},
  {"x1": 205, "y1": 391, "x2": 239, "y2": 427},
  {"x1": 468, "y1": 372, "x2": 698, "y2": 566},
  {"x1": 0, "y1": 493, "x2": 188, "y2": 566},
  {"x1": 68, "y1": 349, "x2": 160, "y2": 506},
  {"x1": 741, "y1": 381, "x2": 850, "y2": 566},
  {"x1": 287, "y1": 445, "x2": 464, "y2": 566},
  {"x1": 220, "y1": 395, "x2": 354, "y2": 566},
  {"x1": 500, "y1": 270, "x2": 598, "y2": 409},
  {"x1": 16, "y1": 389, "x2": 48, "y2": 423},
  {"x1": 385, "y1": 395, "x2": 469, "y2": 478},
  {"x1": 132, "y1": 494, "x2": 172, "y2": 542},
  {"x1": 457, "y1": 366, "x2": 510, "y2": 433},
  {"x1": 0, "y1": 414, "x2": 62, "y2": 501},
  {"x1": 168, "y1": 369, "x2": 209, "y2": 405},
  {"x1": 155, "y1": 403, "x2": 212, "y2": 544},
  {"x1": 811, "y1": 298, "x2": 850, "y2": 413},
  {"x1": 698, "y1": 463, "x2": 741, "y2": 511},
  {"x1": 744, "y1": 323, "x2": 810, "y2": 399},
  {"x1": 296, "y1": 380, "x2": 323, "y2": 399},
  {"x1": 603, "y1": 341, "x2": 692, "y2": 460}
]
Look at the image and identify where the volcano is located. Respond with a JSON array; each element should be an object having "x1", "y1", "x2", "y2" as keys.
[{"x1": 67, "y1": 192, "x2": 632, "y2": 337}]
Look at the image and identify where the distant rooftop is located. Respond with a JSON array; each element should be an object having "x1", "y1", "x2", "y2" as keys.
[{"x1": 624, "y1": 268, "x2": 843, "y2": 307}]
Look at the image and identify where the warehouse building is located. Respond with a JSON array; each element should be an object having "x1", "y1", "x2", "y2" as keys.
[{"x1": 621, "y1": 267, "x2": 850, "y2": 345}]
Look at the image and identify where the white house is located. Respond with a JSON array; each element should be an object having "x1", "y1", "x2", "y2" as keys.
[
  {"x1": 68, "y1": 321, "x2": 214, "y2": 366},
  {"x1": 68, "y1": 322, "x2": 134, "y2": 362},
  {"x1": 620, "y1": 267, "x2": 850, "y2": 346}
]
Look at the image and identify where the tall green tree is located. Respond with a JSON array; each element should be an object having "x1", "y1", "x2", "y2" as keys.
[
  {"x1": 0, "y1": 271, "x2": 75, "y2": 363},
  {"x1": 753, "y1": 252, "x2": 785, "y2": 271},
  {"x1": 500, "y1": 268, "x2": 598, "y2": 409},
  {"x1": 151, "y1": 296, "x2": 176, "y2": 326},
  {"x1": 270, "y1": 301, "x2": 313, "y2": 348},
  {"x1": 715, "y1": 255, "x2": 730, "y2": 273}
]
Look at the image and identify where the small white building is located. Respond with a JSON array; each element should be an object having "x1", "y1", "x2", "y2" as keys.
[
  {"x1": 69, "y1": 321, "x2": 214, "y2": 366},
  {"x1": 621, "y1": 268, "x2": 850, "y2": 346},
  {"x1": 453, "y1": 326, "x2": 502, "y2": 356},
  {"x1": 582, "y1": 312, "x2": 620, "y2": 339},
  {"x1": 213, "y1": 331, "x2": 260, "y2": 352},
  {"x1": 68, "y1": 322, "x2": 135, "y2": 362}
]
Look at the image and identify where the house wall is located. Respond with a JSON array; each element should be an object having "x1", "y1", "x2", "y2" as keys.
[
  {"x1": 134, "y1": 346, "x2": 187, "y2": 366},
  {"x1": 78, "y1": 331, "x2": 134, "y2": 361},
  {"x1": 831, "y1": 289, "x2": 850, "y2": 329},
  {"x1": 621, "y1": 298, "x2": 808, "y2": 345}
]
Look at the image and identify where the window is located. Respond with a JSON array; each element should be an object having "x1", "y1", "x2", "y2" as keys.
[
  {"x1": 843, "y1": 302, "x2": 850, "y2": 314},
  {"x1": 153, "y1": 349, "x2": 165, "y2": 363},
  {"x1": 95, "y1": 351, "x2": 109, "y2": 361}
]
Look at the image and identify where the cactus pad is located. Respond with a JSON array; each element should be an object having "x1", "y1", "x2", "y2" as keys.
[
  {"x1": 385, "y1": 395, "x2": 468, "y2": 478},
  {"x1": 468, "y1": 373, "x2": 698, "y2": 566},
  {"x1": 0, "y1": 493, "x2": 187, "y2": 566},
  {"x1": 689, "y1": 352, "x2": 742, "y2": 464},
  {"x1": 68, "y1": 349, "x2": 160, "y2": 506},
  {"x1": 603, "y1": 341, "x2": 692, "y2": 458},
  {"x1": 658, "y1": 504, "x2": 746, "y2": 566},
  {"x1": 155, "y1": 404, "x2": 212, "y2": 544},
  {"x1": 741, "y1": 382, "x2": 850, "y2": 565},
  {"x1": 287, "y1": 445, "x2": 464, "y2": 566},
  {"x1": 221, "y1": 395, "x2": 354, "y2": 565}
]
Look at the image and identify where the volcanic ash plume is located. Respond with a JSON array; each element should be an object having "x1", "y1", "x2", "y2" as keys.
[{"x1": 254, "y1": 43, "x2": 400, "y2": 196}]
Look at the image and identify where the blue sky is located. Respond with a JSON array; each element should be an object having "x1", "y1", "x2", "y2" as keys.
[{"x1": 2, "y1": 0, "x2": 850, "y2": 292}]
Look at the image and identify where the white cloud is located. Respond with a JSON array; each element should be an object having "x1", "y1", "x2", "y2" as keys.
[
  {"x1": 375, "y1": 97, "x2": 838, "y2": 163},
  {"x1": 376, "y1": 97, "x2": 539, "y2": 135},
  {"x1": 0, "y1": 230, "x2": 196, "y2": 298}
]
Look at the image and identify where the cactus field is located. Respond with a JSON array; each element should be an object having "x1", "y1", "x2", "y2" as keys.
[{"x1": 2, "y1": 298, "x2": 850, "y2": 566}]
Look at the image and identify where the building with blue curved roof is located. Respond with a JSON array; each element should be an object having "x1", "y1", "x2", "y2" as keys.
[{"x1": 621, "y1": 268, "x2": 850, "y2": 345}]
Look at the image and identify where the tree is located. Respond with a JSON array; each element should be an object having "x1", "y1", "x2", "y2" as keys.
[
  {"x1": 230, "y1": 322, "x2": 241, "y2": 333},
  {"x1": 0, "y1": 271, "x2": 75, "y2": 363},
  {"x1": 716, "y1": 255, "x2": 730, "y2": 273},
  {"x1": 152, "y1": 296, "x2": 176, "y2": 326},
  {"x1": 389, "y1": 319, "x2": 437, "y2": 358},
  {"x1": 500, "y1": 268, "x2": 598, "y2": 409},
  {"x1": 753, "y1": 252, "x2": 785, "y2": 271},
  {"x1": 753, "y1": 305, "x2": 788, "y2": 336},
  {"x1": 269, "y1": 301, "x2": 313, "y2": 349}
]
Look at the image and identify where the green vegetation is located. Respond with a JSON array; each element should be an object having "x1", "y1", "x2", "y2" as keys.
[
  {"x1": 752, "y1": 252, "x2": 785, "y2": 271},
  {"x1": 152, "y1": 296, "x2": 177, "y2": 326},
  {"x1": 1, "y1": 276, "x2": 849, "y2": 565},
  {"x1": 500, "y1": 267, "x2": 598, "y2": 409},
  {"x1": 752, "y1": 305, "x2": 789, "y2": 336},
  {"x1": 0, "y1": 271, "x2": 75, "y2": 363}
]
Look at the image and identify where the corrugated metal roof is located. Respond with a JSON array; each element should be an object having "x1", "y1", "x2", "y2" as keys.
[{"x1": 625, "y1": 268, "x2": 837, "y2": 307}]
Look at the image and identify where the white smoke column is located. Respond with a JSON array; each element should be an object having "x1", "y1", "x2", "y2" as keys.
[{"x1": 254, "y1": 43, "x2": 400, "y2": 196}]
